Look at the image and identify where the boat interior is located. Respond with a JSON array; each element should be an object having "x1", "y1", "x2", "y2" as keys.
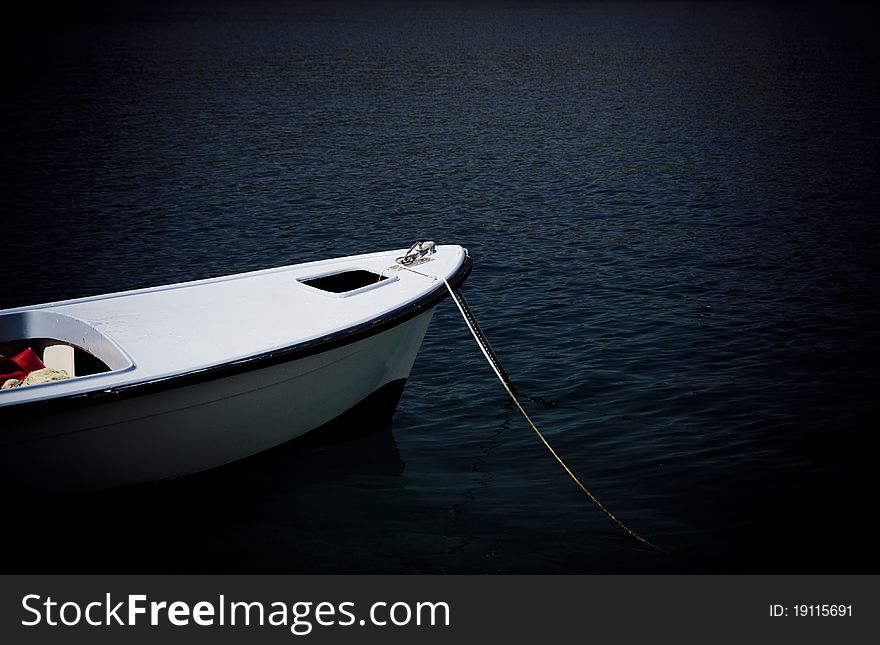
[
  {"x1": 0, "y1": 338, "x2": 110, "y2": 378},
  {"x1": 0, "y1": 311, "x2": 132, "y2": 384}
]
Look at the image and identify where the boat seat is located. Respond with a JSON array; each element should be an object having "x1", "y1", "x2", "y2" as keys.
[{"x1": 43, "y1": 344, "x2": 76, "y2": 377}]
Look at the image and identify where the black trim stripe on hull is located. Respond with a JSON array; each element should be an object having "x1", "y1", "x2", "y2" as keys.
[{"x1": 0, "y1": 253, "x2": 471, "y2": 417}]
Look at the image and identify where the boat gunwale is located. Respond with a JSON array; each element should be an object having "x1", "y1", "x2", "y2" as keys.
[{"x1": 0, "y1": 251, "x2": 471, "y2": 416}]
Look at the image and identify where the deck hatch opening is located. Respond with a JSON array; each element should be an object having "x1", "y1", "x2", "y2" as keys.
[{"x1": 299, "y1": 270, "x2": 388, "y2": 294}]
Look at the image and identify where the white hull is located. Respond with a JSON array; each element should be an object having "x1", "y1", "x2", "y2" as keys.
[
  {"x1": 0, "y1": 244, "x2": 470, "y2": 493},
  {"x1": 1, "y1": 309, "x2": 433, "y2": 493}
]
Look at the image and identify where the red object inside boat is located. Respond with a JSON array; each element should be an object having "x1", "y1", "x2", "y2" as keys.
[{"x1": 0, "y1": 347, "x2": 45, "y2": 383}]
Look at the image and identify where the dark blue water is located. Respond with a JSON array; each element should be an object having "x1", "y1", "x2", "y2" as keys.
[{"x1": 2, "y1": 1, "x2": 878, "y2": 573}]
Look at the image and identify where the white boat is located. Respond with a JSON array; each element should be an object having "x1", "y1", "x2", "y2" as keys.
[{"x1": 0, "y1": 243, "x2": 471, "y2": 493}]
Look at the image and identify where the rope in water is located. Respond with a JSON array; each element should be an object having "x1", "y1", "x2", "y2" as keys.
[{"x1": 443, "y1": 279, "x2": 661, "y2": 552}]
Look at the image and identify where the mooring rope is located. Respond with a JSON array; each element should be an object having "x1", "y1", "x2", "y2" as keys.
[{"x1": 443, "y1": 280, "x2": 661, "y2": 552}]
